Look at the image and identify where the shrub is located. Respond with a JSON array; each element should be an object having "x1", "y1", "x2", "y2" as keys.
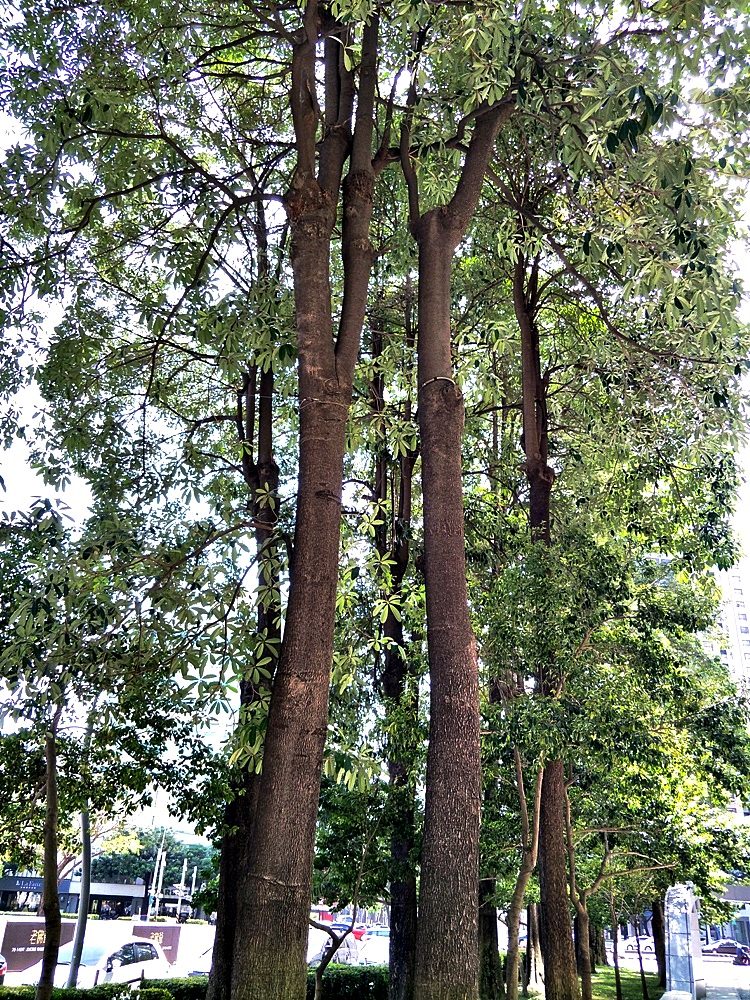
[
  {"x1": 139, "y1": 989, "x2": 173, "y2": 1000},
  {"x1": 144, "y1": 967, "x2": 389, "y2": 1000},
  {"x1": 1, "y1": 986, "x2": 132, "y2": 1000},
  {"x1": 142, "y1": 979, "x2": 208, "y2": 1000},
  {"x1": 306, "y1": 965, "x2": 389, "y2": 999}
]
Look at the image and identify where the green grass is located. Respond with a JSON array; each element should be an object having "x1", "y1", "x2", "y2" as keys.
[{"x1": 591, "y1": 965, "x2": 664, "y2": 1000}]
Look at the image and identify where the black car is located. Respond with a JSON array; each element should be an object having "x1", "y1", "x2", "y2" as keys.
[{"x1": 702, "y1": 938, "x2": 738, "y2": 956}]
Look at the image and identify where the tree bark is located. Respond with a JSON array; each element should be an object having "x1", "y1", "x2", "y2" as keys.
[
  {"x1": 608, "y1": 898, "x2": 623, "y2": 1000},
  {"x1": 523, "y1": 904, "x2": 543, "y2": 996},
  {"x1": 634, "y1": 933, "x2": 650, "y2": 1000},
  {"x1": 405, "y1": 98, "x2": 513, "y2": 1000},
  {"x1": 231, "y1": 11, "x2": 378, "y2": 999},
  {"x1": 37, "y1": 725, "x2": 62, "y2": 1000},
  {"x1": 513, "y1": 251, "x2": 577, "y2": 1000},
  {"x1": 592, "y1": 925, "x2": 607, "y2": 969},
  {"x1": 65, "y1": 806, "x2": 91, "y2": 988},
  {"x1": 210, "y1": 248, "x2": 281, "y2": 1000},
  {"x1": 479, "y1": 879, "x2": 503, "y2": 1000},
  {"x1": 506, "y1": 760, "x2": 543, "y2": 1000},
  {"x1": 66, "y1": 709, "x2": 96, "y2": 989},
  {"x1": 575, "y1": 907, "x2": 593, "y2": 1000},
  {"x1": 371, "y1": 313, "x2": 419, "y2": 1000},
  {"x1": 538, "y1": 763, "x2": 579, "y2": 1000},
  {"x1": 209, "y1": 780, "x2": 260, "y2": 1000},
  {"x1": 651, "y1": 899, "x2": 666, "y2": 988}
]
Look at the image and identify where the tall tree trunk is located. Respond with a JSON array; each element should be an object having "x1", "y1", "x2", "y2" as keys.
[
  {"x1": 591, "y1": 924, "x2": 606, "y2": 969},
  {"x1": 37, "y1": 724, "x2": 62, "y2": 1000},
  {"x1": 370, "y1": 308, "x2": 419, "y2": 1000},
  {"x1": 210, "y1": 228, "x2": 281, "y2": 1000},
  {"x1": 575, "y1": 907, "x2": 593, "y2": 1000},
  {"x1": 479, "y1": 879, "x2": 503, "y2": 1000},
  {"x1": 651, "y1": 900, "x2": 666, "y2": 988},
  {"x1": 209, "y1": 781, "x2": 260, "y2": 1000},
  {"x1": 538, "y1": 762, "x2": 579, "y2": 1000},
  {"x1": 403, "y1": 96, "x2": 513, "y2": 1000},
  {"x1": 608, "y1": 898, "x2": 623, "y2": 1000},
  {"x1": 634, "y1": 933, "x2": 650, "y2": 1000},
  {"x1": 513, "y1": 251, "x2": 577, "y2": 1000},
  {"x1": 65, "y1": 807, "x2": 91, "y2": 987},
  {"x1": 414, "y1": 252, "x2": 480, "y2": 997},
  {"x1": 523, "y1": 904, "x2": 543, "y2": 996},
  {"x1": 66, "y1": 709, "x2": 96, "y2": 989},
  {"x1": 231, "y1": 11, "x2": 378, "y2": 999},
  {"x1": 505, "y1": 760, "x2": 543, "y2": 1000}
]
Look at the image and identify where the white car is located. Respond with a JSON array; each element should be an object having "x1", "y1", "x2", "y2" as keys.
[
  {"x1": 20, "y1": 937, "x2": 172, "y2": 987},
  {"x1": 359, "y1": 930, "x2": 389, "y2": 966},
  {"x1": 624, "y1": 937, "x2": 655, "y2": 954},
  {"x1": 172, "y1": 946, "x2": 213, "y2": 978},
  {"x1": 307, "y1": 929, "x2": 359, "y2": 967}
]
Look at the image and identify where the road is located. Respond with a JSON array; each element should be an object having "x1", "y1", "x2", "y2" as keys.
[{"x1": 611, "y1": 949, "x2": 750, "y2": 998}]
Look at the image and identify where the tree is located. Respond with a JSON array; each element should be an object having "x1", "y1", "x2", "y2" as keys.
[{"x1": 0, "y1": 500, "x2": 217, "y2": 1000}]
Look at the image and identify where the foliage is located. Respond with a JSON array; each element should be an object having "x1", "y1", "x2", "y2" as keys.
[
  {"x1": 144, "y1": 971, "x2": 390, "y2": 1000},
  {"x1": 91, "y1": 829, "x2": 216, "y2": 891},
  {"x1": 141, "y1": 981, "x2": 209, "y2": 1000},
  {"x1": 0, "y1": 986, "x2": 133, "y2": 1000},
  {"x1": 0, "y1": 499, "x2": 220, "y2": 871}
]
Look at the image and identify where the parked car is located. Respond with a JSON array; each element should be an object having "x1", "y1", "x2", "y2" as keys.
[
  {"x1": 702, "y1": 938, "x2": 739, "y2": 956},
  {"x1": 624, "y1": 937, "x2": 655, "y2": 954},
  {"x1": 360, "y1": 931, "x2": 389, "y2": 966},
  {"x1": 174, "y1": 946, "x2": 212, "y2": 978},
  {"x1": 365, "y1": 927, "x2": 391, "y2": 938},
  {"x1": 0, "y1": 952, "x2": 7, "y2": 986},
  {"x1": 307, "y1": 931, "x2": 359, "y2": 967},
  {"x1": 21, "y1": 937, "x2": 172, "y2": 987}
]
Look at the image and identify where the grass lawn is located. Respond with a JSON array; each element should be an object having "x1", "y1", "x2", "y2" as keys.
[{"x1": 590, "y1": 965, "x2": 664, "y2": 1000}]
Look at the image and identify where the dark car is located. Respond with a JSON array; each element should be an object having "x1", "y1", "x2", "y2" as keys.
[
  {"x1": 624, "y1": 937, "x2": 655, "y2": 954},
  {"x1": 702, "y1": 938, "x2": 738, "y2": 956}
]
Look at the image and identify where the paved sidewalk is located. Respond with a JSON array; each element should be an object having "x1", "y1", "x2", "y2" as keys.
[{"x1": 705, "y1": 983, "x2": 749, "y2": 1000}]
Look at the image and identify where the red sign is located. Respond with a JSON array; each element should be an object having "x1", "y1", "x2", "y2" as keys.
[
  {"x1": 132, "y1": 924, "x2": 181, "y2": 964},
  {"x1": 1, "y1": 922, "x2": 76, "y2": 972}
]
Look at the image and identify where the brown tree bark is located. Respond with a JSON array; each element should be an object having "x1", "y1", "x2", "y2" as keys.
[
  {"x1": 372, "y1": 316, "x2": 419, "y2": 1000},
  {"x1": 479, "y1": 879, "x2": 504, "y2": 1000},
  {"x1": 608, "y1": 896, "x2": 624, "y2": 1000},
  {"x1": 37, "y1": 718, "x2": 62, "y2": 1000},
  {"x1": 402, "y1": 97, "x2": 514, "y2": 1000},
  {"x1": 523, "y1": 903, "x2": 543, "y2": 996},
  {"x1": 231, "y1": 10, "x2": 379, "y2": 1000},
  {"x1": 209, "y1": 197, "x2": 281, "y2": 1000},
  {"x1": 538, "y1": 762, "x2": 580, "y2": 1000},
  {"x1": 591, "y1": 925, "x2": 607, "y2": 969},
  {"x1": 651, "y1": 899, "x2": 666, "y2": 988},
  {"x1": 505, "y1": 759, "x2": 544, "y2": 1000},
  {"x1": 634, "y1": 933, "x2": 650, "y2": 1000},
  {"x1": 512, "y1": 249, "x2": 578, "y2": 1000}
]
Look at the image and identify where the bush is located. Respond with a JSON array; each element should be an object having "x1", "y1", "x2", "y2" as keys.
[
  {"x1": 144, "y1": 967, "x2": 389, "y2": 1000},
  {"x1": 306, "y1": 966, "x2": 388, "y2": 999},
  {"x1": 139, "y1": 989, "x2": 173, "y2": 1000},
  {"x1": 1, "y1": 986, "x2": 132, "y2": 1000},
  {"x1": 142, "y1": 979, "x2": 208, "y2": 1000}
]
